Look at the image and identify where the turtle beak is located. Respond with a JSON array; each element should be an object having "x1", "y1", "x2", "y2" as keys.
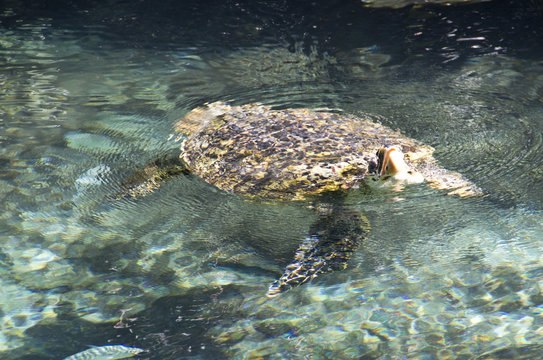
[{"x1": 377, "y1": 146, "x2": 409, "y2": 177}]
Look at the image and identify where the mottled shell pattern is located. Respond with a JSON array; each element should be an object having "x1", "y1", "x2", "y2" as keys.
[{"x1": 174, "y1": 102, "x2": 479, "y2": 200}]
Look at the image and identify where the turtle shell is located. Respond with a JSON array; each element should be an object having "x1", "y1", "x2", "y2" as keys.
[{"x1": 175, "y1": 102, "x2": 440, "y2": 200}]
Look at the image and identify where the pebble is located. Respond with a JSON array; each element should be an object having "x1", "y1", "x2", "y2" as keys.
[
  {"x1": 65, "y1": 131, "x2": 122, "y2": 154},
  {"x1": 11, "y1": 248, "x2": 59, "y2": 272}
]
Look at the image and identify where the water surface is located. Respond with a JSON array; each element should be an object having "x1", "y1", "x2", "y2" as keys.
[{"x1": 1, "y1": 1, "x2": 543, "y2": 359}]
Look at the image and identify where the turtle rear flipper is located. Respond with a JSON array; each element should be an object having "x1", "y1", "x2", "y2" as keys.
[
  {"x1": 112, "y1": 156, "x2": 189, "y2": 200},
  {"x1": 267, "y1": 208, "x2": 370, "y2": 297}
]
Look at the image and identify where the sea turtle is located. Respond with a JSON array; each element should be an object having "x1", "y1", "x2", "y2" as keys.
[{"x1": 118, "y1": 101, "x2": 481, "y2": 297}]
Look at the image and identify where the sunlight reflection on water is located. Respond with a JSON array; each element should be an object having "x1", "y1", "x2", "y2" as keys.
[{"x1": 1, "y1": 1, "x2": 543, "y2": 359}]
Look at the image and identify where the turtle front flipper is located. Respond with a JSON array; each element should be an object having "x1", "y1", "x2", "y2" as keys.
[
  {"x1": 267, "y1": 206, "x2": 370, "y2": 297},
  {"x1": 112, "y1": 155, "x2": 189, "y2": 200}
]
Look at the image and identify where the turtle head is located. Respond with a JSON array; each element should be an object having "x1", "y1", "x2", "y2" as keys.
[{"x1": 376, "y1": 145, "x2": 424, "y2": 184}]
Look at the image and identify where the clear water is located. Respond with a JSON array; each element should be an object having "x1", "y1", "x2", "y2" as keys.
[{"x1": 1, "y1": 1, "x2": 543, "y2": 359}]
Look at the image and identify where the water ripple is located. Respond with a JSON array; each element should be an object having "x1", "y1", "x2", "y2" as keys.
[{"x1": 1, "y1": 3, "x2": 543, "y2": 359}]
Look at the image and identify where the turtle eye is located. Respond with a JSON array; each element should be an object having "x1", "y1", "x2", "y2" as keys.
[
  {"x1": 376, "y1": 148, "x2": 385, "y2": 171},
  {"x1": 376, "y1": 147, "x2": 390, "y2": 176}
]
